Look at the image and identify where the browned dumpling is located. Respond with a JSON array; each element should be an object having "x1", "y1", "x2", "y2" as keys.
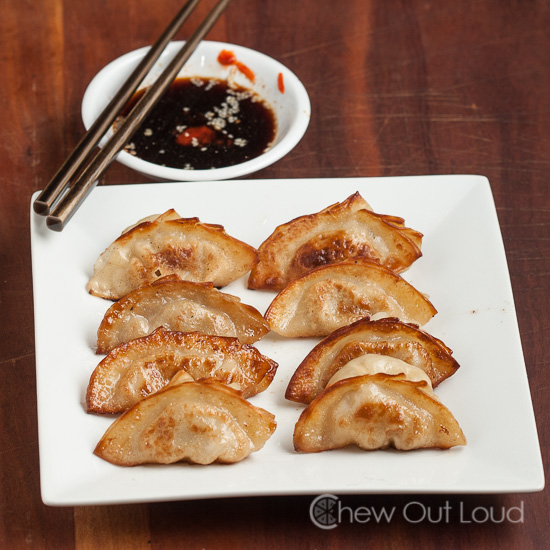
[
  {"x1": 286, "y1": 317, "x2": 458, "y2": 403},
  {"x1": 87, "y1": 209, "x2": 259, "y2": 300},
  {"x1": 293, "y1": 373, "x2": 466, "y2": 453},
  {"x1": 264, "y1": 260, "x2": 436, "y2": 338},
  {"x1": 94, "y1": 380, "x2": 277, "y2": 465},
  {"x1": 87, "y1": 327, "x2": 278, "y2": 414},
  {"x1": 96, "y1": 276, "x2": 270, "y2": 354},
  {"x1": 248, "y1": 192, "x2": 422, "y2": 291}
]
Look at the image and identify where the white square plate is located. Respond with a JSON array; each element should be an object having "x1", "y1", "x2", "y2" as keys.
[{"x1": 30, "y1": 175, "x2": 544, "y2": 506}]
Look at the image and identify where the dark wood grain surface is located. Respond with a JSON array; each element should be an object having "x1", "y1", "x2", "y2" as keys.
[{"x1": 1, "y1": 0, "x2": 548, "y2": 548}]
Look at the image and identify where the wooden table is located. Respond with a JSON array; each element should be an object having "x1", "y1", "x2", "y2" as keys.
[{"x1": 1, "y1": 0, "x2": 548, "y2": 548}]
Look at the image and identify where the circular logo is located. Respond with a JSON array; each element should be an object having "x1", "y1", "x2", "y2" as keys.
[{"x1": 310, "y1": 494, "x2": 339, "y2": 529}]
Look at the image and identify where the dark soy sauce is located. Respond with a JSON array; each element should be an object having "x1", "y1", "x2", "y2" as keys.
[{"x1": 119, "y1": 77, "x2": 277, "y2": 170}]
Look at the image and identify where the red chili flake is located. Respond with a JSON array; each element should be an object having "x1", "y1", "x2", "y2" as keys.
[
  {"x1": 217, "y1": 49, "x2": 236, "y2": 66},
  {"x1": 217, "y1": 49, "x2": 255, "y2": 82},
  {"x1": 236, "y1": 61, "x2": 255, "y2": 83},
  {"x1": 277, "y1": 72, "x2": 285, "y2": 94},
  {"x1": 175, "y1": 126, "x2": 217, "y2": 146}
]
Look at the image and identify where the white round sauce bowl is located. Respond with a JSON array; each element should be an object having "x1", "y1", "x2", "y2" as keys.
[{"x1": 81, "y1": 40, "x2": 311, "y2": 181}]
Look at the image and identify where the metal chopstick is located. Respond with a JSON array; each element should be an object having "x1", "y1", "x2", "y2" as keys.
[
  {"x1": 33, "y1": 0, "x2": 202, "y2": 216},
  {"x1": 41, "y1": 0, "x2": 232, "y2": 227}
]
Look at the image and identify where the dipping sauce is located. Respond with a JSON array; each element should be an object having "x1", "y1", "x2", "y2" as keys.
[{"x1": 118, "y1": 77, "x2": 277, "y2": 171}]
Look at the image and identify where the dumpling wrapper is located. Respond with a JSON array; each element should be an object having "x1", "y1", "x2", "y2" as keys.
[
  {"x1": 167, "y1": 369, "x2": 245, "y2": 391},
  {"x1": 87, "y1": 209, "x2": 259, "y2": 300},
  {"x1": 293, "y1": 373, "x2": 466, "y2": 453},
  {"x1": 94, "y1": 379, "x2": 276, "y2": 465},
  {"x1": 166, "y1": 370, "x2": 194, "y2": 386},
  {"x1": 286, "y1": 317, "x2": 458, "y2": 403},
  {"x1": 248, "y1": 192, "x2": 422, "y2": 291},
  {"x1": 265, "y1": 260, "x2": 436, "y2": 338},
  {"x1": 96, "y1": 276, "x2": 270, "y2": 354},
  {"x1": 326, "y1": 354, "x2": 433, "y2": 389},
  {"x1": 87, "y1": 327, "x2": 278, "y2": 414}
]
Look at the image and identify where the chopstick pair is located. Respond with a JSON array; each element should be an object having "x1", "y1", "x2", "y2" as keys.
[{"x1": 34, "y1": 0, "x2": 232, "y2": 232}]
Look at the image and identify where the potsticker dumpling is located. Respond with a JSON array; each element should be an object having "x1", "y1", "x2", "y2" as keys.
[
  {"x1": 87, "y1": 209, "x2": 259, "y2": 300},
  {"x1": 293, "y1": 373, "x2": 466, "y2": 453},
  {"x1": 87, "y1": 327, "x2": 278, "y2": 414},
  {"x1": 265, "y1": 260, "x2": 436, "y2": 338},
  {"x1": 286, "y1": 317, "x2": 458, "y2": 403},
  {"x1": 248, "y1": 192, "x2": 422, "y2": 291},
  {"x1": 94, "y1": 379, "x2": 276, "y2": 465},
  {"x1": 96, "y1": 276, "x2": 270, "y2": 354}
]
